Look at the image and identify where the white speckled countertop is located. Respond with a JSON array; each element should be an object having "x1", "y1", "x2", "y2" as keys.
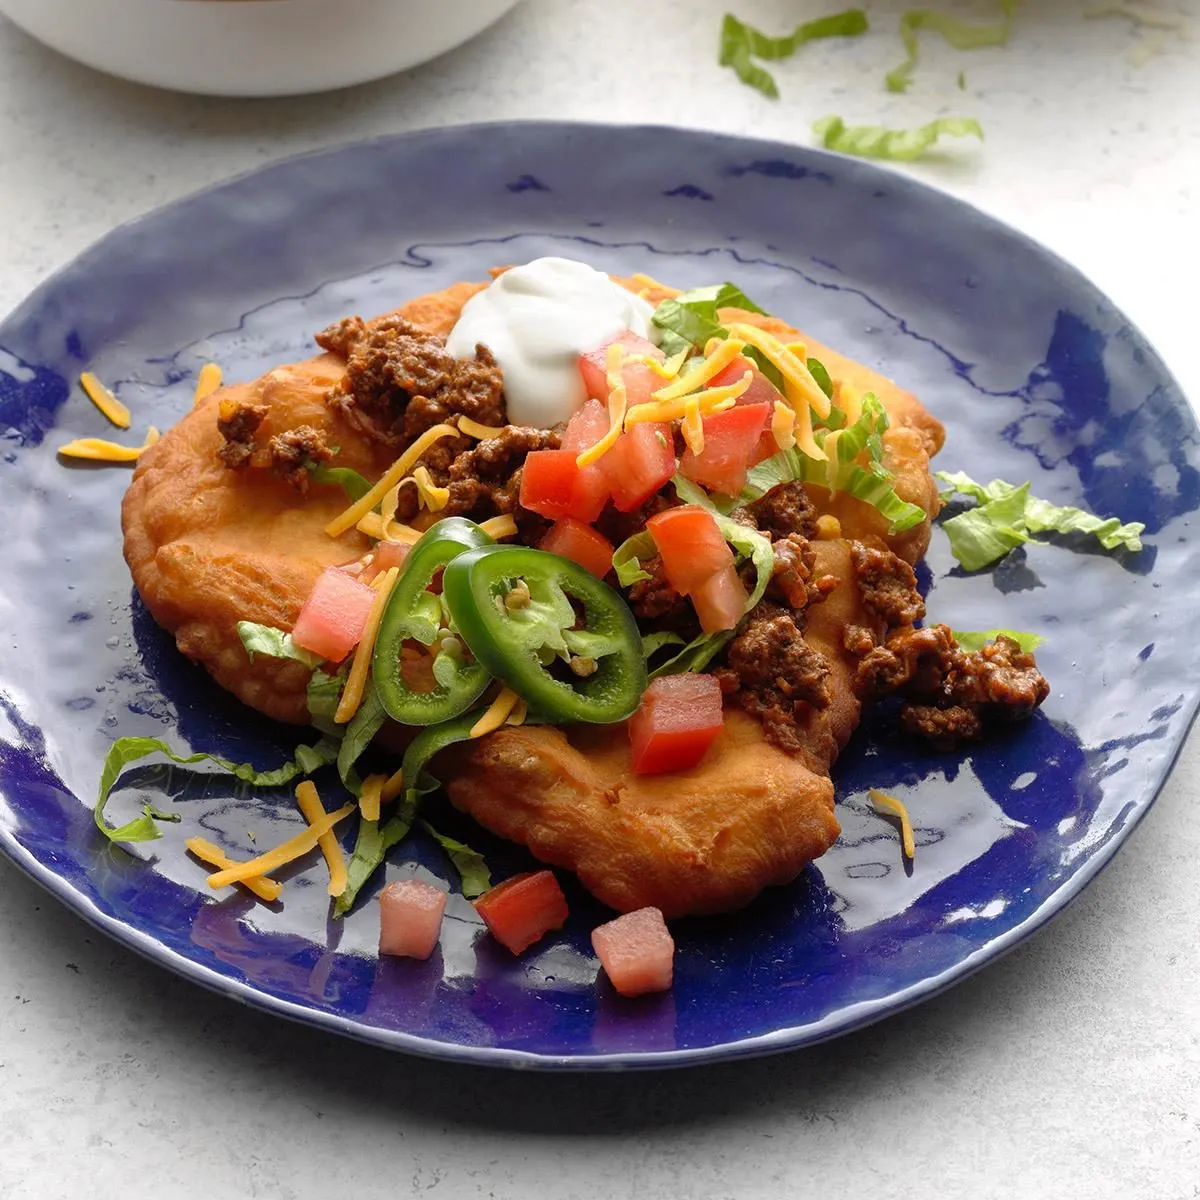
[{"x1": 1, "y1": 3, "x2": 1198, "y2": 1197}]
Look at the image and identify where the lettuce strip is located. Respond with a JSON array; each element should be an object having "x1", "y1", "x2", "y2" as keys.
[
  {"x1": 651, "y1": 282, "x2": 767, "y2": 358},
  {"x1": 95, "y1": 734, "x2": 339, "y2": 844},
  {"x1": 418, "y1": 819, "x2": 491, "y2": 898},
  {"x1": 886, "y1": 1, "x2": 1017, "y2": 94},
  {"x1": 719, "y1": 10, "x2": 870, "y2": 98},
  {"x1": 336, "y1": 679, "x2": 387, "y2": 796},
  {"x1": 814, "y1": 115, "x2": 984, "y2": 162},
  {"x1": 952, "y1": 628, "x2": 1045, "y2": 654},
  {"x1": 333, "y1": 811, "x2": 415, "y2": 918},
  {"x1": 237, "y1": 621, "x2": 322, "y2": 669}
]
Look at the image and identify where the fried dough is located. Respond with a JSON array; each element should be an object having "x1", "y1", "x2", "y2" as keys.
[{"x1": 122, "y1": 272, "x2": 943, "y2": 916}]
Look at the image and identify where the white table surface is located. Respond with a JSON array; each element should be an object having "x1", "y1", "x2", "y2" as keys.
[{"x1": 1, "y1": 3, "x2": 1198, "y2": 1197}]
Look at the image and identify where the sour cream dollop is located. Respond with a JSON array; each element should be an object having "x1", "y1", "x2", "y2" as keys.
[{"x1": 445, "y1": 257, "x2": 657, "y2": 428}]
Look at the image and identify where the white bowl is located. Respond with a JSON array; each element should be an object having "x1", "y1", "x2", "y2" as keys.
[{"x1": 0, "y1": 0, "x2": 522, "y2": 97}]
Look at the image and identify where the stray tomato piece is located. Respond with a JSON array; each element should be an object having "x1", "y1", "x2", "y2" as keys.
[
  {"x1": 291, "y1": 567, "x2": 377, "y2": 663},
  {"x1": 379, "y1": 879, "x2": 448, "y2": 960},
  {"x1": 474, "y1": 870, "x2": 569, "y2": 955},
  {"x1": 579, "y1": 331, "x2": 665, "y2": 405},
  {"x1": 646, "y1": 505, "x2": 734, "y2": 595},
  {"x1": 540, "y1": 519, "x2": 615, "y2": 579},
  {"x1": 363, "y1": 539, "x2": 410, "y2": 584},
  {"x1": 591, "y1": 906, "x2": 675, "y2": 996},
  {"x1": 689, "y1": 564, "x2": 747, "y2": 634},
  {"x1": 679, "y1": 401, "x2": 771, "y2": 496},
  {"x1": 628, "y1": 673, "x2": 724, "y2": 775},
  {"x1": 519, "y1": 449, "x2": 608, "y2": 523}
]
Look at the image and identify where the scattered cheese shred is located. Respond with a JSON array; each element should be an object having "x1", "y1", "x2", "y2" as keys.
[
  {"x1": 80, "y1": 372, "x2": 131, "y2": 429},
  {"x1": 727, "y1": 324, "x2": 832, "y2": 420},
  {"x1": 624, "y1": 375, "x2": 747, "y2": 427},
  {"x1": 681, "y1": 395, "x2": 705, "y2": 456},
  {"x1": 204, "y1": 803, "x2": 356, "y2": 890},
  {"x1": 470, "y1": 686, "x2": 522, "y2": 737},
  {"x1": 869, "y1": 788, "x2": 916, "y2": 860},
  {"x1": 58, "y1": 425, "x2": 160, "y2": 464},
  {"x1": 457, "y1": 415, "x2": 506, "y2": 440},
  {"x1": 834, "y1": 380, "x2": 863, "y2": 427},
  {"x1": 790, "y1": 391, "x2": 825, "y2": 463},
  {"x1": 334, "y1": 566, "x2": 400, "y2": 724},
  {"x1": 359, "y1": 774, "x2": 386, "y2": 822},
  {"x1": 413, "y1": 465, "x2": 450, "y2": 511},
  {"x1": 629, "y1": 273, "x2": 682, "y2": 299},
  {"x1": 186, "y1": 837, "x2": 281, "y2": 902},
  {"x1": 507, "y1": 698, "x2": 529, "y2": 728},
  {"x1": 628, "y1": 348, "x2": 689, "y2": 381},
  {"x1": 651, "y1": 337, "x2": 746, "y2": 403},
  {"x1": 823, "y1": 429, "x2": 845, "y2": 493},
  {"x1": 357, "y1": 513, "x2": 424, "y2": 544},
  {"x1": 325, "y1": 422, "x2": 459, "y2": 538},
  {"x1": 381, "y1": 766, "x2": 406, "y2": 804},
  {"x1": 479, "y1": 514, "x2": 518, "y2": 540},
  {"x1": 575, "y1": 343, "x2": 628, "y2": 469},
  {"x1": 771, "y1": 400, "x2": 797, "y2": 451},
  {"x1": 193, "y1": 363, "x2": 223, "y2": 406},
  {"x1": 294, "y1": 780, "x2": 349, "y2": 897}
]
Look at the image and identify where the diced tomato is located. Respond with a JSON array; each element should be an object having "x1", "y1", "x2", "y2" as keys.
[
  {"x1": 591, "y1": 906, "x2": 675, "y2": 996},
  {"x1": 628, "y1": 673, "x2": 724, "y2": 776},
  {"x1": 600, "y1": 422, "x2": 677, "y2": 512},
  {"x1": 560, "y1": 399, "x2": 610, "y2": 454},
  {"x1": 579, "y1": 331, "x2": 665, "y2": 406},
  {"x1": 646, "y1": 505, "x2": 734, "y2": 595},
  {"x1": 540, "y1": 519, "x2": 615, "y2": 579},
  {"x1": 711, "y1": 356, "x2": 789, "y2": 464},
  {"x1": 362, "y1": 539, "x2": 410, "y2": 584},
  {"x1": 291, "y1": 567, "x2": 376, "y2": 662},
  {"x1": 689, "y1": 564, "x2": 747, "y2": 634},
  {"x1": 519, "y1": 448, "x2": 609, "y2": 523},
  {"x1": 379, "y1": 879, "x2": 448, "y2": 960},
  {"x1": 679, "y1": 401, "x2": 771, "y2": 496},
  {"x1": 474, "y1": 870, "x2": 569, "y2": 955}
]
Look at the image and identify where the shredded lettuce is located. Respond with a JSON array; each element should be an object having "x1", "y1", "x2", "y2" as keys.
[
  {"x1": 719, "y1": 10, "x2": 870, "y2": 98},
  {"x1": 418, "y1": 819, "x2": 491, "y2": 898},
  {"x1": 952, "y1": 628, "x2": 1045, "y2": 654},
  {"x1": 936, "y1": 471, "x2": 1145, "y2": 570},
  {"x1": 612, "y1": 530, "x2": 657, "y2": 587},
  {"x1": 305, "y1": 460, "x2": 373, "y2": 502},
  {"x1": 237, "y1": 621, "x2": 322, "y2": 669},
  {"x1": 333, "y1": 810, "x2": 415, "y2": 918},
  {"x1": 306, "y1": 668, "x2": 345, "y2": 736},
  {"x1": 886, "y1": 1, "x2": 1017, "y2": 94},
  {"x1": 814, "y1": 115, "x2": 984, "y2": 161},
  {"x1": 95, "y1": 734, "x2": 339, "y2": 844},
  {"x1": 742, "y1": 394, "x2": 927, "y2": 532},
  {"x1": 651, "y1": 282, "x2": 767, "y2": 358},
  {"x1": 641, "y1": 630, "x2": 687, "y2": 664},
  {"x1": 336, "y1": 679, "x2": 387, "y2": 796}
]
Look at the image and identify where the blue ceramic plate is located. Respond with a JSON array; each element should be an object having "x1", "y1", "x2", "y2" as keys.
[{"x1": 0, "y1": 123, "x2": 1196, "y2": 1070}]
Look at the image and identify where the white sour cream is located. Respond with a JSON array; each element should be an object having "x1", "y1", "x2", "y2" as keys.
[{"x1": 445, "y1": 257, "x2": 657, "y2": 428}]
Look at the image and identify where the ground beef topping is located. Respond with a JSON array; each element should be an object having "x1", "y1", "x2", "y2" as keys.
[
  {"x1": 265, "y1": 426, "x2": 334, "y2": 493},
  {"x1": 851, "y1": 541, "x2": 925, "y2": 628},
  {"x1": 216, "y1": 396, "x2": 335, "y2": 492},
  {"x1": 714, "y1": 602, "x2": 832, "y2": 753},
  {"x1": 850, "y1": 623, "x2": 1050, "y2": 750},
  {"x1": 768, "y1": 532, "x2": 836, "y2": 611},
  {"x1": 748, "y1": 481, "x2": 819, "y2": 540},
  {"x1": 627, "y1": 555, "x2": 693, "y2": 624},
  {"x1": 216, "y1": 400, "x2": 268, "y2": 470},
  {"x1": 325, "y1": 317, "x2": 506, "y2": 448}
]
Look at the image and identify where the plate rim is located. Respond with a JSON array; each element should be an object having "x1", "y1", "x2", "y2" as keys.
[{"x1": 1, "y1": 119, "x2": 1196, "y2": 1071}]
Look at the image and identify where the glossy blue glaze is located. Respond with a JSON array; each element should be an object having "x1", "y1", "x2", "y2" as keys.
[{"x1": 0, "y1": 123, "x2": 1195, "y2": 1070}]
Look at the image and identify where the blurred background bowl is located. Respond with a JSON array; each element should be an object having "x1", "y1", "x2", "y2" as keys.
[{"x1": 0, "y1": 0, "x2": 522, "y2": 97}]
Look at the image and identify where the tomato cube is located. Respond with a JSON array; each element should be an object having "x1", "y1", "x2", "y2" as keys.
[
  {"x1": 628, "y1": 673, "x2": 724, "y2": 776},
  {"x1": 602, "y1": 422, "x2": 677, "y2": 512},
  {"x1": 291, "y1": 567, "x2": 377, "y2": 663},
  {"x1": 560, "y1": 399, "x2": 610, "y2": 454},
  {"x1": 710, "y1": 356, "x2": 784, "y2": 409},
  {"x1": 379, "y1": 879, "x2": 448, "y2": 960},
  {"x1": 689, "y1": 564, "x2": 747, "y2": 634},
  {"x1": 591, "y1": 906, "x2": 675, "y2": 997},
  {"x1": 474, "y1": 870, "x2": 569, "y2": 955},
  {"x1": 362, "y1": 539, "x2": 410, "y2": 584},
  {"x1": 646, "y1": 505, "x2": 734, "y2": 595},
  {"x1": 679, "y1": 401, "x2": 771, "y2": 496},
  {"x1": 540, "y1": 519, "x2": 615, "y2": 579},
  {"x1": 579, "y1": 331, "x2": 665, "y2": 406},
  {"x1": 520, "y1": 449, "x2": 609, "y2": 523}
]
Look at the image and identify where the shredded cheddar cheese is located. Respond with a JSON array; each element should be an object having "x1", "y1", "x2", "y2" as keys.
[
  {"x1": 771, "y1": 400, "x2": 797, "y2": 451},
  {"x1": 507, "y1": 698, "x2": 529, "y2": 728},
  {"x1": 457, "y1": 415, "x2": 506, "y2": 440},
  {"x1": 629, "y1": 273, "x2": 682, "y2": 299},
  {"x1": 325, "y1": 422, "x2": 459, "y2": 538},
  {"x1": 479, "y1": 514, "x2": 518, "y2": 540},
  {"x1": 727, "y1": 324, "x2": 832, "y2": 421},
  {"x1": 294, "y1": 780, "x2": 348, "y2": 897},
  {"x1": 681, "y1": 396, "x2": 705, "y2": 456},
  {"x1": 651, "y1": 337, "x2": 747, "y2": 403},
  {"x1": 58, "y1": 425, "x2": 160, "y2": 464},
  {"x1": 869, "y1": 788, "x2": 916, "y2": 860},
  {"x1": 186, "y1": 837, "x2": 281, "y2": 902},
  {"x1": 575, "y1": 343, "x2": 628, "y2": 469},
  {"x1": 357, "y1": 513, "x2": 424, "y2": 544},
  {"x1": 193, "y1": 363, "x2": 223, "y2": 406},
  {"x1": 359, "y1": 774, "x2": 385, "y2": 823},
  {"x1": 628, "y1": 348, "x2": 689, "y2": 381},
  {"x1": 823, "y1": 429, "x2": 845, "y2": 493},
  {"x1": 833, "y1": 380, "x2": 862, "y2": 427},
  {"x1": 816, "y1": 514, "x2": 842, "y2": 540},
  {"x1": 381, "y1": 767, "x2": 406, "y2": 804},
  {"x1": 413, "y1": 466, "x2": 449, "y2": 511},
  {"x1": 334, "y1": 566, "x2": 400, "y2": 724},
  {"x1": 80, "y1": 372, "x2": 131, "y2": 429},
  {"x1": 624, "y1": 375, "x2": 747, "y2": 427},
  {"x1": 790, "y1": 393, "x2": 825, "y2": 463},
  {"x1": 469, "y1": 686, "x2": 522, "y2": 737},
  {"x1": 204, "y1": 803, "x2": 355, "y2": 889}
]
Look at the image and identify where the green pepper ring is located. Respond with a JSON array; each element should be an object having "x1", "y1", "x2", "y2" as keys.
[{"x1": 442, "y1": 544, "x2": 648, "y2": 725}]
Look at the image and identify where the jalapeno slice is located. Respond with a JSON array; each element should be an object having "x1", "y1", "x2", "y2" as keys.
[
  {"x1": 441, "y1": 545, "x2": 648, "y2": 724},
  {"x1": 371, "y1": 518, "x2": 494, "y2": 725}
]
